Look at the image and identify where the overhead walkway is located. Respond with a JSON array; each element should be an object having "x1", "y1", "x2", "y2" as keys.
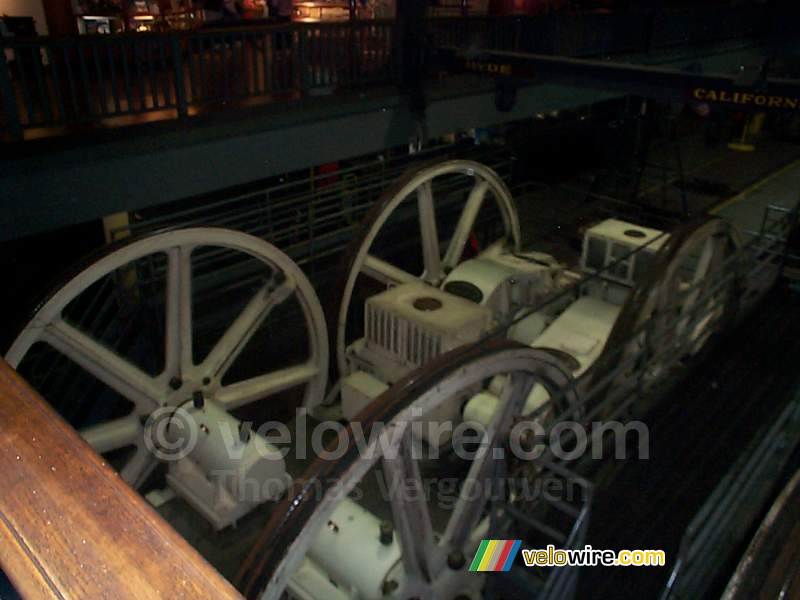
[{"x1": 1, "y1": 5, "x2": 798, "y2": 240}]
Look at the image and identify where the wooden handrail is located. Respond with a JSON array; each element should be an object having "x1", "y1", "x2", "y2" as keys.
[{"x1": 0, "y1": 358, "x2": 243, "y2": 599}]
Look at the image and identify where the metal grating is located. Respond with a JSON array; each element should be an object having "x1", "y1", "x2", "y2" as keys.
[{"x1": 365, "y1": 301, "x2": 444, "y2": 368}]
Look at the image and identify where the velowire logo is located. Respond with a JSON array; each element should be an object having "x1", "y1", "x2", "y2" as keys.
[{"x1": 469, "y1": 540, "x2": 521, "y2": 572}]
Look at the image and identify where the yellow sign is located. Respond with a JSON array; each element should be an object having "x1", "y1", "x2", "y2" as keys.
[
  {"x1": 692, "y1": 88, "x2": 800, "y2": 109},
  {"x1": 465, "y1": 61, "x2": 513, "y2": 76}
]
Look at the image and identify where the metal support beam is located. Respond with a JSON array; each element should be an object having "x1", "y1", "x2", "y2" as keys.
[
  {"x1": 0, "y1": 39, "x2": 792, "y2": 241},
  {"x1": 438, "y1": 46, "x2": 800, "y2": 113}
]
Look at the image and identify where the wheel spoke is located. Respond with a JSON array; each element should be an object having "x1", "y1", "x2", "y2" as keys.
[
  {"x1": 442, "y1": 371, "x2": 532, "y2": 549},
  {"x1": 681, "y1": 237, "x2": 720, "y2": 327},
  {"x1": 692, "y1": 237, "x2": 716, "y2": 284},
  {"x1": 381, "y1": 428, "x2": 437, "y2": 582},
  {"x1": 362, "y1": 254, "x2": 418, "y2": 287},
  {"x1": 443, "y1": 180, "x2": 489, "y2": 270},
  {"x1": 80, "y1": 414, "x2": 142, "y2": 454},
  {"x1": 417, "y1": 181, "x2": 443, "y2": 283},
  {"x1": 42, "y1": 319, "x2": 161, "y2": 413},
  {"x1": 215, "y1": 362, "x2": 319, "y2": 409},
  {"x1": 165, "y1": 246, "x2": 193, "y2": 380},
  {"x1": 201, "y1": 277, "x2": 295, "y2": 381},
  {"x1": 120, "y1": 444, "x2": 159, "y2": 488}
]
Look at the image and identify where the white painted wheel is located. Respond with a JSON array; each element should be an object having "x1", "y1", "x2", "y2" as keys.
[
  {"x1": 335, "y1": 159, "x2": 521, "y2": 375},
  {"x1": 593, "y1": 217, "x2": 739, "y2": 391},
  {"x1": 237, "y1": 342, "x2": 577, "y2": 599},
  {"x1": 7, "y1": 227, "x2": 328, "y2": 488},
  {"x1": 655, "y1": 219, "x2": 739, "y2": 355}
]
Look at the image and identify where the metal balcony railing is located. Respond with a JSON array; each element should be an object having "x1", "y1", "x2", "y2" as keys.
[
  {"x1": 0, "y1": 4, "x2": 777, "y2": 142},
  {"x1": 0, "y1": 20, "x2": 400, "y2": 139}
]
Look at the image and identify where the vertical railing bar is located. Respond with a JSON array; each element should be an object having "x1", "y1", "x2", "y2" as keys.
[
  {"x1": 133, "y1": 37, "x2": 147, "y2": 111},
  {"x1": 251, "y1": 33, "x2": 259, "y2": 95},
  {"x1": 106, "y1": 41, "x2": 122, "y2": 114},
  {"x1": 292, "y1": 28, "x2": 299, "y2": 91},
  {"x1": 246, "y1": 32, "x2": 253, "y2": 95},
  {"x1": 240, "y1": 33, "x2": 248, "y2": 97},
  {"x1": 44, "y1": 45, "x2": 66, "y2": 123},
  {"x1": 369, "y1": 24, "x2": 375, "y2": 80},
  {"x1": 31, "y1": 43, "x2": 53, "y2": 124},
  {"x1": 318, "y1": 28, "x2": 324, "y2": 86},
  {"x1": 251, "y1": 32, "x2": 259, "y2": 95},
  {"x1": 61, "y1": 45, "x2": 79, "y2": 120},
  {"x1": 234, "y1": 33, "x2": 243, "y2": 97},
  {"x1": 119, "y1": 38, "x2": 134, "y2": 113},
  {"x1": 382, "y1": 23, "x2": 387, "y2": 79},
  {"x1": 372, "y1": 24, "x2": 379, "y2": 80},
  {"x1": 14, "y1": 47, "x2": 36, "y2": 125},
  {"x1": 209, "y1": 35, "x2": 217, "y2": 102},
  {"x1": 320, "y1": 27, "x2": 326, "y2": 86},
  {"x1": 294, "y1": 28, "x2": 302, "y2": 92},
  {"x1": 363, "y1": 24, "x2": 369, "y2": 81},
  {"x1": 243, "y1": 33, "x2": 251, "y2": 96},
  {"x1": 77, "y1": 41, "x2": 94, "y2": 117},
  {"x1": 146, "y1": 39, "x2": 159, "y2": 108},
  {"x1": 336, "y1": 26, "x2": 343, "y2": 84},
  {"x1": 370, "y1": 24, "x2": 376, "y2": 80},
  {"x1": 91, "y1": 42, "x2": 109, "y2": 115},
  {"x1": 158, "y1": 38, "x2": 172, "y2": 106},
  {"x1": 171, "y1": 35, "x2": 187, "y2": 119},
  {"x1": 308, "y1": 27, "x2": 315, "y2": 88},
  {"x1": 0, "y1": 44, "x2": 23, "y2": 139},
  {"x1": 289, "y1": 29, "x2": 296, "y2": 91},
  {"x1": 219, "y1": 35, "x2": 228, "y2": 101},
  {"x1": 270, "y1": 31, "x2": 277, "y2": 91},
  {"x1": 186, "y1": 36, "x2": 197, "y2": 104},
  {"x1": 329, "y1": 27, "x2": 336, "y2": 85},
  {"x1": 208, "y1": 35, "x2": 216, "y2": 101},
  {"x1": 340, "y1": 24, "x2": 347, "y2": 85},
  {"x1": 330, "y1": 26, "x2": 336, "y2": 86},
  {"x1": 217, "y1": 34, "x2": 224, "y2": 101},
  {"x1": 209, "y1": 35, "x2": 217, "y2": 101},
  {"x1": 229, "y1": 33, "x2": 237, "y2": 98},
  {"x1": 197, "y1": 36, "x2": 206, "y2": 103},
  {"x1": 341, "y1": 24, "x2": 348, "y2": 85},
  {"x1": 261, "y1": 33, "x2": 275, "y2": 94},
  {"x1": 357, "y1": 23, "x2": 363, "y2": 83},
  {"x1": 212, "y1": 34, "x2": 220, "y2": 102},
  {"x1": 283, "y1": 30, "x2": 291, "y2": 91},
  {"x1": 314, "y1": 27, "x2": 320, "y2": 87},
  {"x1": 339, "y1": 25, "x2": 345, "y2": 85},
  {"x1": 353, "y1": 24, "x2": 360, "y2": 83},
  {"x1": 231, "y1": 33, "x2": 238, "y2": 98}
]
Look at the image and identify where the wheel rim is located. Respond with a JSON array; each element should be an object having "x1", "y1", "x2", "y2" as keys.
[
  {"x1": 589, "y1": 217, "x2": 739, "y2": 394},
  {"x1": 6, "y1": 227, "x2": 328, "y2": 488},
  {"x1": 334, "y1": 159, "x2": 521, "y2": 376},
  {"x1": 237, "y1": 341, "x2": 577, "y2": 599}
]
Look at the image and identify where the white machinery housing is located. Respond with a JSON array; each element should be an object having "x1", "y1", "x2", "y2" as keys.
[{"x1": 341, "y1": 218, "x2": 668, "y2": 426}]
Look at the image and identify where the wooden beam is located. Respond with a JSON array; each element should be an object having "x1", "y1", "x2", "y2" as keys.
[{"x1": 0, "y1": 358, "x2": 243, "y2": 600}]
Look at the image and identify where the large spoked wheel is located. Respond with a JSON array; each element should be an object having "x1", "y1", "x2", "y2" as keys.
[
  {"x1": 236, "y1": 341, "x2": 577, "y2": 599},
  {"x1": 6, "y1": 227, "x2": 328, "y2": 488},
  {"x1": 334, "y1": 159, "x2": 522, "y2": 375},
  {"x1": 590, "y1": 217, "x2": 740, "y2": 395}
]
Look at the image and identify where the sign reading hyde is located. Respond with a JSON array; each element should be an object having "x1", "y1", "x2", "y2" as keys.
[
  {"x1": 465, "y1": 60, "x2": 513, "y2": 76},
  {"x1": 692, "y1": 88, "x2": 800, "y2": 110}
]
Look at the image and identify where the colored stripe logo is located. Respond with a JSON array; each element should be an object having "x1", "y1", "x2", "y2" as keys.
[{"x1": 469, "y1": 540, "x2": 521, "y2": 572}]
